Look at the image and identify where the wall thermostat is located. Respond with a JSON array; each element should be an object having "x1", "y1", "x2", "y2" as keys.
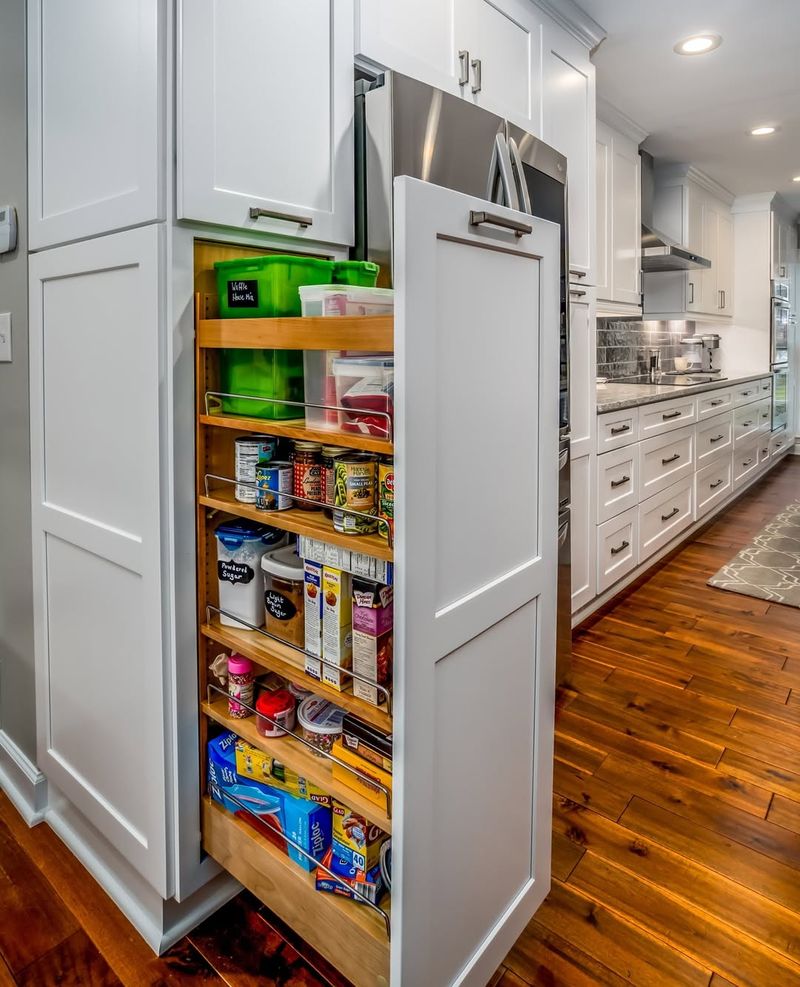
[{"x1": 0, "y1": 206, "x2": 17, "y2": 254}]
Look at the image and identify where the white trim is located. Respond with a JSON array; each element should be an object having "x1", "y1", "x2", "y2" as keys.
[
  {"x1": 596, "y1": 98, "x2": 648, "y2": 145},
  {"x1": 731, "y1": 192, "x2": 777, "y2": 215},
  {"x1": 655, "y1": 162, "x2": 735, "y2": 205},
  {"x1": 534, "y1": 0, "x2": 606, "y2": 50},
  {"x1": 0, "y1": 731, "x2": 47, "y2": 825},
  {"x1": 596, "y1": 300, "x2": 643, "y2": 319}
]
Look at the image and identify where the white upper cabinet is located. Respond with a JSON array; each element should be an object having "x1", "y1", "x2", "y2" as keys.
[
  {"x1": 27, "y1": 0, "x2": 164, "y2": 250},
  {"x1": 772, "y1": 213, "x2": 796, "y2": 281},
  {"x1": 596, "y1": 118, "x2": 642, "y2": 312},
  {"x1": 542, "y1": 24, "x2": 596, "y2": 283},
  {"x1": 178, "y1": 0, "x2": 354, "y2": 246}
]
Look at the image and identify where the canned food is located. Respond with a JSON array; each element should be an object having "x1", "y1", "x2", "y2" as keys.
[
  {"x1": 378, "y1": 457, "x2": 394, "y2": 541},
  {"x1": 235, "y1": 435, "x2": 278, "y2": 503},
  {"x1": 333, "y1": 454, "x2": 378, "y2": 535},
  {"x1": 292, "y1": 441, "x2": 323, "y2": 511},
  {"x1": 322, "y1": 445, "x2": 349, "y2": 517},
  {"x1": 256, "y1": 461, "x2": 292, "y2": 511}
]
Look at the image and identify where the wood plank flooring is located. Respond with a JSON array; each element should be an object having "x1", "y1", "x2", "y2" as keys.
[{"x1": 497, "y1": 455, "x2": 800, "y2": 987}]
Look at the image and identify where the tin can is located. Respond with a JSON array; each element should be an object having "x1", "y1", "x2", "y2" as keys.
[
  {"x1": 292, "y1": 441, "x2": 323, "y2": 511},
  {"x1": 378, "y1": 457, "x2": 394, "y2": 541},
  {"x1": 256, "y1": 461, "x2": 292, "y2": 511},
  {"x1": 333, "y1": 454, "x2": 378, "y2": 535},
  {"x1": 322, "y1": 445, "x2": 349, "y2": 518},
  {"x1": 235, "y1": 435, "x2": 278, "y2": 503}
]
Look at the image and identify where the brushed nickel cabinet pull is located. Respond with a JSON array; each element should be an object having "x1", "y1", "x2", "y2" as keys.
[
  {"x1": 742, "y1": 420, "x2": 753, "y2": 427},
  {"x1": 662, "y1": 410, "x2": 682, "y2": 420},
  {"x1": 710, "y1": 399, "x2": 724, "y2": 406},
  {"x1": 661, "y1": 453, "x2": 680, "y2": 465},
  {"x1": 469, "y1": 210, "x2": 532, "y2": 237},
  {"x1": 458, "y1": 49, "x2": 470, "y2": 86},
  {"x1": 661, "y1": 507, "x2": 680, "y2": 521},
  {"x1": 743, "y1": 458, "x2": 754, "y2": 467},
  {"x1": 249, "y1": 206, "x2": 313, "y2": 228},
  {"x1": 610, "y1": 540, "x2": 630, "y2": 556},
  {"x1": 709, "y1": 479, "x2": 724, "y2": 489},
  {"x1": 610, "y1": 424, "x2": 631, "y2": 435},
  {"x1": 610, "y1": 476, "x2": 630, "y2": 488},
  {"x1": 709, "y1": 434, "x2": 725, "y2": 443}
]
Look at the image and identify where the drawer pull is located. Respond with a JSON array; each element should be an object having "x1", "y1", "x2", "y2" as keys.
[
  {"x1": 610, "y1": 475, "x2": 630, "y2": 488},
  {"x1": 709, "y1": 434, "x2": 725, "y2": 443},
  {"x1": 762, "y1": 384, "x2": 770, "y2": 391},
  {"x1": 742, "y1": 458, "x2": 754, "y2": 467},
  {"x1": 661, "y1": 453, "x2": 681, "y2": 465},
  {"x1": 742, "y1": 420, "x2": 753, "y2": 427},
  {"x1": 569, "y1": 288, "x2": 587, "y2": 297},
  {"x1": 742, "y1": 390, "x2": 753, "y2": 396},
  {"x1": 662, "y1": 410, "x2": 682, "y2": 420},
  {"x1": 610, "y1": 424, "x2": 631, "y2": 435},
  {"x1": 661, "y1": 507, "x2": 680, "y2": 522},
  {"x1": 709, "y1": 479, "x2": 724, "y2": 489},
  {"x1": 762, "y1": 411, "x2": 770, "y2": 419},
  {"x1": 610, "y1": 540, "x2": 630, "y2": 556},
  {"x1": 710, "y1": 399, "x2": 724, "y2": 406}
]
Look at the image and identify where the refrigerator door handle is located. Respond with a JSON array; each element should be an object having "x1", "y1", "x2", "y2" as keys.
[
  {"x1": 507, "y1": 136, "x2": 532, "y2": 214},
  {"x1": 486, "y1": 133, "x2": 520, "y2": 211}
]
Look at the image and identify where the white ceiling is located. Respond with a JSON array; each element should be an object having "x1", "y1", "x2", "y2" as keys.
[{"x1": 579, "y1": 0, "x2": 800, "y2": 211}]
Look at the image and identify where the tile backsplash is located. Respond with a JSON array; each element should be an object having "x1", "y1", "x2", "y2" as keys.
[{"x1": 597, "y1": 319, "x2": 694, "y2": 380}]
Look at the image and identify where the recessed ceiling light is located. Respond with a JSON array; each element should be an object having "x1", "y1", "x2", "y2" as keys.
[
  {"x1": 673, "y1": 34, "x2": 722, "y2": 55},
  {"x1": 751, "y1": 126, "x2": 777, "y2": 136},
  {"x1": 793, "y1": 176, "x2": 800, "y2": 182}
]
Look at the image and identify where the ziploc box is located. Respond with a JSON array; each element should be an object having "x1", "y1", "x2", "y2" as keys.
[
  {"x1": 352, "y1": 579, "x2": 393, "y2": 706},
  {"x1": 235, "y1": 739, "x2": 331, "y2": 807},
  {"x1": 207, "y1": 733, "x2": 331, "y2": 871},
  {"x1": 315, "y1": 845, "x2": 385, "y2": 905},
  {"x1": 321, "y1": 566, "x2": 352, "y2": 690},
  {"x1": 331, "y1": 799, "x2": 389, "y2": 873},
  {"x1": 303, "y1": 560, "x2": 324, "y2": 680}
]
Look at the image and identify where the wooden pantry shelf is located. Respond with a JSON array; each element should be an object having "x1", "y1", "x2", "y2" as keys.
[
  {"x1": 201, "y1": 619, "x2": 392, "y2": 733},
  {"x1": 199, "y1": 412, "x2": 394, "y2": 456},
  {"x1": 202, "y1": 798, "x2": 390, "y2": 987},
  {"x1": 198, "y1": 315, "x2": 394, "y2": 351},
  {"x1": 202, "y1": 696, "x2": 392, "y2": 833},
  {"x1": 200, "y1": 485, "x2": 393, "y2": 562}
]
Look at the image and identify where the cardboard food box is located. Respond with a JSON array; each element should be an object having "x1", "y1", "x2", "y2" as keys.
[
  {"x1": 331, "y1": 799, "x2": 389, "y2": 873},
  {"x1": 303, "y1": 560, "x2": 324, "y2": 682},
  {"x1": 321, "y1": 566, "x2": 353, "y2": 690},
  {"x1": 235, "y1": 739, "x2": 331, "y2": 807},
  {"x1": 299, "y1": 536, "x2": 394, "y2": 585},
  {"x1": 315, "y1": 845, "x2": 386, "y2": 905},
  {"x1": 331, "y1": 739, "x2": 393, "y2": 815},
  {"x1": 351, "y1": 579, "x2": 393, "y2": 706}
]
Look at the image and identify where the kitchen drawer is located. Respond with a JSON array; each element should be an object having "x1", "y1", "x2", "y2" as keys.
[
  {"x1": 597, "y1": 445, "x2": 639, "y2": 524},
  {"x1": 597, "y1": 508, "x2": 638, "y2": 594},
  {"x1": 758, "y1": 435, "x2": 771, "y2": 465},
  {"x1": 639, "y1": 395, "x2": 697, "y2": 440},
  {"x1": 756, "y1": 397, "x2": 772, "y2": 432},
  {"x1": 734, "y1": 403, "x2": 761, "y2": 445},
  {"x1": 757, "y1": 377, "x2": 773, "y2": 398},
  {"x1": 697, "y1": 387, "x2": 733, "y2": 420},
  {"x1": 733, "y1": 441, "x2": 760, "y2": 489},
  {"x1": 639, "y1": 424, "x2": 695, "y2": 500},
  {"x1": 695, "y1": 456, "x2": 733, "y2": 519},
  {"x1": 597, "y1": 407, "x2": 639, "y2": 453},
  {"x1": 696, "y1": 411, "x2": 733, "y2": 467},
  {"x1": 638, "y1": 474, "x2": 694, "y2": 563},
  {"x1": 733, "y1": 381, "x2": 762, "y2": 406},
  {"x1": 770, "y1": 430, "x2": 793, "y2": 458}
]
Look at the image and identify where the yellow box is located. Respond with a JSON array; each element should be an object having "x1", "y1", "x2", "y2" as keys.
[
  {"x1": 330, "y1": 739, "x2": 392, "y2": 815},
  {"x1": 332, "y1": 799, "x2": 389, "y2": 873},
  {"x1": 235, "y1": 740, "x2": 331, "y2": 807}
]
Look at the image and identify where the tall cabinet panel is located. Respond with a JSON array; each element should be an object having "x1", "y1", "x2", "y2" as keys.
[
  {"x1": 393, "y1": 177, "x2": 559, "y2": 987},
  {"x1": 27, "y1": 0, "x2": 164, "y2": 249},
  {"x1": 178, "y1": 0, "x2": 354, "y2": 246},
  {"x1": 29, "y1": 226, "x2": 170, "y2": 898}
]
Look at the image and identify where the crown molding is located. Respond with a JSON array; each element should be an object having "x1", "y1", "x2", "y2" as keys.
[
  {"x1": 654, "y1": 162, "x2": 735, "y2": 205},
  {"x1": 534, "y1": 0, "x2": 606, "y2": 51},
  {"x1": 596, "y1": 98, "x2": 648, "y2": 145},
  {"x1": 731, "y1": 192, "x2": 777, "y2": 215}
]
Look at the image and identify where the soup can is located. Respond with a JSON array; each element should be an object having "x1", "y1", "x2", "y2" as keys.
[
  {"x1": 256, "y1": 461, "x2": 292, "y2": 511},
  {"x1": 333, "y1": 454, "x2": 378, "y2": 535},
  {"x1": 378, "y1": 457, "x2": 394, "y2": 541},
  {"x1": 235, "y1": 435, "x2": 278, "y2": 503}
]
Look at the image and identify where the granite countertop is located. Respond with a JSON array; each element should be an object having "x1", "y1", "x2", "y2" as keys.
[{"x1": 596, "y1": 373, "x2": 771, "y2": 414}]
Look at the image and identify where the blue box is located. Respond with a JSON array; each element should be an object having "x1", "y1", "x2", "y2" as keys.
[
  {"x1": 315, "y1": 845, "x2": 386, "y2": 905},
  {"x1": 208, "y1": 732, "x2": 331, "y2": 872}
]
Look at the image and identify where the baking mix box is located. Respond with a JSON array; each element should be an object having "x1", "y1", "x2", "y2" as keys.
[
  {"x1": 321, "y1": 566, "x2": 353, "y2": 689},
  {"x1": 234, "y1": 739, "x2": 331, "y2": 807},
  {"x1": 298, "y1": 536, "x2": 393, "y2": 585},
  {"x1": 352, "y1": 578, "x2": 393, "y2": 706},
  {"x1": 303, "y1": 560, "x2": 323, "y2": 660},
  {"x1": 208, "y1": 732, "x2": 331, "y2": 871}
]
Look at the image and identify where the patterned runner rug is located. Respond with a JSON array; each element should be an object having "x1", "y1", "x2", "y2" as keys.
[{"x1": 707, "y1": 501, "x2": 800, "y2": 607}]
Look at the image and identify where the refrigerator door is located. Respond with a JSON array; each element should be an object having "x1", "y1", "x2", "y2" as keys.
[
  {"x1": 772, "y1": 365, "x2": 789, "y2": 431},
  {"x1": 772, "y1": 299, "x2": 790, "y2": 365}
]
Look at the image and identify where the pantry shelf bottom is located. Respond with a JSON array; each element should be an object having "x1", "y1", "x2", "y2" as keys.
[{"x1": 202, "y1": 798, "x2": 390, "y2": 987}]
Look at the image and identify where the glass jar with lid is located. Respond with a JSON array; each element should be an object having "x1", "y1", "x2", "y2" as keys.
[{"x1": 292, "y1": 441, "x2": 322, "y2": 511}]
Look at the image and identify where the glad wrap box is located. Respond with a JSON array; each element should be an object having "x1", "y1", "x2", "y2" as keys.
[{"x1": 208, "y1": 732, "x2": 331, "y2": 871}]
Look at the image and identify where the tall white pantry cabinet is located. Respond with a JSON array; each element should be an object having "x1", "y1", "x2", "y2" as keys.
[{"x1": 24, "y1": 0, "x2": 597, "y2": 981}]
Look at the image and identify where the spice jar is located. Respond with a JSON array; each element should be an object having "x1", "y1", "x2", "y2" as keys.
[
  {"x1": 321, "y1": 445, "x2": 349, "y2": 518},
  {"x1": 292, "y1": 441, "x2": 323, "y2": 511},
  {"x1": 297, "y1": 696, "x2": 345, "y2": 756},
  {"x1": 227, "y1": 654, "x2": 255, "y2": 718},
  {"x1": 261, "y1": 545, "x2": 306, "y2": 646},
  {"x1": 256, "y1": 689, "x2": 296, "y2": 738}
]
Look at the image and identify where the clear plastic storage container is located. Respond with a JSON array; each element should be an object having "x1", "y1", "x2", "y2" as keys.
[
  {"x1": 334, "y1": 356, "x2": 394, "y2": 439},
  {"x1": 298, "y1": 285, "x2": 394, "y2": 318}
]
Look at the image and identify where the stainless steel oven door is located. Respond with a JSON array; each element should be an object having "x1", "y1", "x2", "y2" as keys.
[
  {"x1": 772, "y1": 300, "x2": 790, "y2": 365},
  {"x1": 772, "y1": 366, "x2": 789, "y2": 431}
]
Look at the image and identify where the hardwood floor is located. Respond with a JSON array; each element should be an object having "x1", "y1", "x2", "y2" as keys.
[{"x1": 498, "y1": 455, "x2": 800, "y2": 987}]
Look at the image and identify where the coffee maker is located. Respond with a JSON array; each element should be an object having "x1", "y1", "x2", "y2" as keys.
[{"x1": 680, "y1": 333, "x2": 721, "y2": 374}]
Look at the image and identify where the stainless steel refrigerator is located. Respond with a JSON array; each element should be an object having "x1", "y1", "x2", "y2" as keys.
[{"x1": 355, "y1": 71, "x2": 572, "y2": 675}]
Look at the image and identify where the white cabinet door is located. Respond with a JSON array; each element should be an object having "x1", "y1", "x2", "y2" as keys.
[
  {"x1": 542, "y1": 26, "x2": 595, "y2": 283},
  {"x1": 179, "y1": 0, "x2": 354, "y2": 246},
  {"x1": 717, "y1": 210, "x2": 734, "y2": 315},
  {"x1": 29, "y1": 227, "x2": 169, "y2": 897},
  {"x1": 571, "y1": 454, "x2": 595, "y2": 612},
  {"x1": 356, "y1": 0, "x2": 462, "y2": 97},
  {"x1": 393, "y1": 177, "x2": 559, "y2": 987},
  {"x1": 611, "y1": 133, "x2": 641, "y2": 306},
  {"x1": 569, "y1": 288, "x2": 595, "y2": 457},
  {"x1": 595, "y1": 122, "x2": 612, "y2": 300},
  {"x1": 28, "y1": 0, "x2": 164, "y2": 249}
]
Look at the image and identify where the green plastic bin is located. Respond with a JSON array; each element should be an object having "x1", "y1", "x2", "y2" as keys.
[
  {"x1": 215, "y1": 255, "x2": 335, "y2": 319},
  {"x1": 219, "y1": 349, "x2": 305, "y2": 420},
  {"x1": 332, "y1": 261, "x2": 380, "y2": 287}
]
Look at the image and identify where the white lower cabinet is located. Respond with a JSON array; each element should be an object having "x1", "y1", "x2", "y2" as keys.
[
  {"x1": 638, "y1": 395, "x2": 696, "y2": 439},
  {"x1": 597, "y1": 508, "x2": 638, "y2": 594},
  {"x1": 771, "y1": 430, "x2": 793, "y2": 458},
  {"x1": 638, "y1": 475, "x2": 693, "y2": 563},
  {"x1": 696, "y1": 411, "x2": 733, "y2": 468},
  {"x1": 697, "y1": 387, "x2": 733, "y2": 420},
  {"x1": 571, "y1": 453, "x2": 596, "y2": 611},
  {"x1": 639, "y1": 424, "x2": 695, "y2": 500},
  {"x1": 597, "y1": 444, "x2": 638, "y2": 523},
  {"x1": 756, "y1": 397, "x2": 773, "y2": 431},
  {"x1": 695, "y1": 456, "x2": 733, "y2": 519},
  {"x1": 734, "y1": 441, "x2": 761, "y2": 489},
  {"x1": 569, "y1": 289, "x2": 596, "y2": 457},
  {"x1": 734, "y1": 403, "x2": 762, "y2": 445},
  {"x1": 597, "y1": 406, "x2": 638, "y2": 453}
]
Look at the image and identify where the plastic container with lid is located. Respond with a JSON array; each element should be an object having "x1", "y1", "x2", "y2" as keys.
[
  {"x1": 218, "y1": 348, "x2": 305, "y2": 420},
  {"x1": 227, "y1": 655, "x2": 255, "y2": 718},
  {"x1": 333, "y1": 356, "x2": 394, "y2": 438},
  {"x1": 214, "y1": 254, "x2": 335, "y2": 319},
  {"x1": 215, "y1": 520, "x2": 285, "y2": 629},
  {"x1": 256, "y1": 689, "x2": 296, "y2": 738},
  {"x1": 297, "y1": 696, "x2": 345, "y2": 756},
  {"x1": 298, "y1": 285, "x2": 395, "y2": 318},
  {"x1": 261, "y1": 545, "x2": 305, "y2": 646},
  {"x1": 332, "y1": 261, "x2": 380, "y2": 287}
]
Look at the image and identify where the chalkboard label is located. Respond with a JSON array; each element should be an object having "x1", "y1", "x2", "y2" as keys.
[
  {"x1": 218, "y1": 560, "x2": 255, "y2": 585},
  {"x1": 227, "y1": 279, "x2": 259, "y2": 308},
  {"x1": 265, "y1": 590, "x2": 297, "y2": 622}
]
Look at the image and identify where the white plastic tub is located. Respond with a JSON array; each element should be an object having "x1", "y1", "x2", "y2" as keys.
[{"x1": 215, "y1": 520, "x2": 284, "y2": 629}]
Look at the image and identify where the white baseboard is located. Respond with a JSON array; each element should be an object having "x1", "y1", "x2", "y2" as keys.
[{"x1": 0, "y1": 730, "x2": 47, "y2": 825}]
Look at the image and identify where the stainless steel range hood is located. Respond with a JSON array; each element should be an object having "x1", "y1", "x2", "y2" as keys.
[{"x1": 640, "y1": 151, "x2": 711, "y2": 273}]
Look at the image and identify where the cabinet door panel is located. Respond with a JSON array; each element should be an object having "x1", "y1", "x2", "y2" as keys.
[
  {"x1": 569, "y1": 290, "x2": 595, "y2": 457},
  {"x1": 717, "y1": 211, "x2": 734, "y2": 314},
  {"x1": 29, "y1": 227, "x2": 168, "y2": 897},
  {"x1": 595, "y1": 123, "x2": 612, "y2": 300},
  {"x1": 611, "y1": 135, "x2": 641, "y2": 306},
  {"x1": 701, "y1": 197, "x2": 719, "y2": 315},
  {"x1": 571, "y1": 454, "x2": 595, "y2": 611},
  {"x1": 28, "y1": 0, "x2": 163, "y2": 249},
  {"x1": 393, "y1": 177, "x2": 559, "y2": 987},
  {"x1": 179, "y1": 0, "x2": 353, "y2": 245}
]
